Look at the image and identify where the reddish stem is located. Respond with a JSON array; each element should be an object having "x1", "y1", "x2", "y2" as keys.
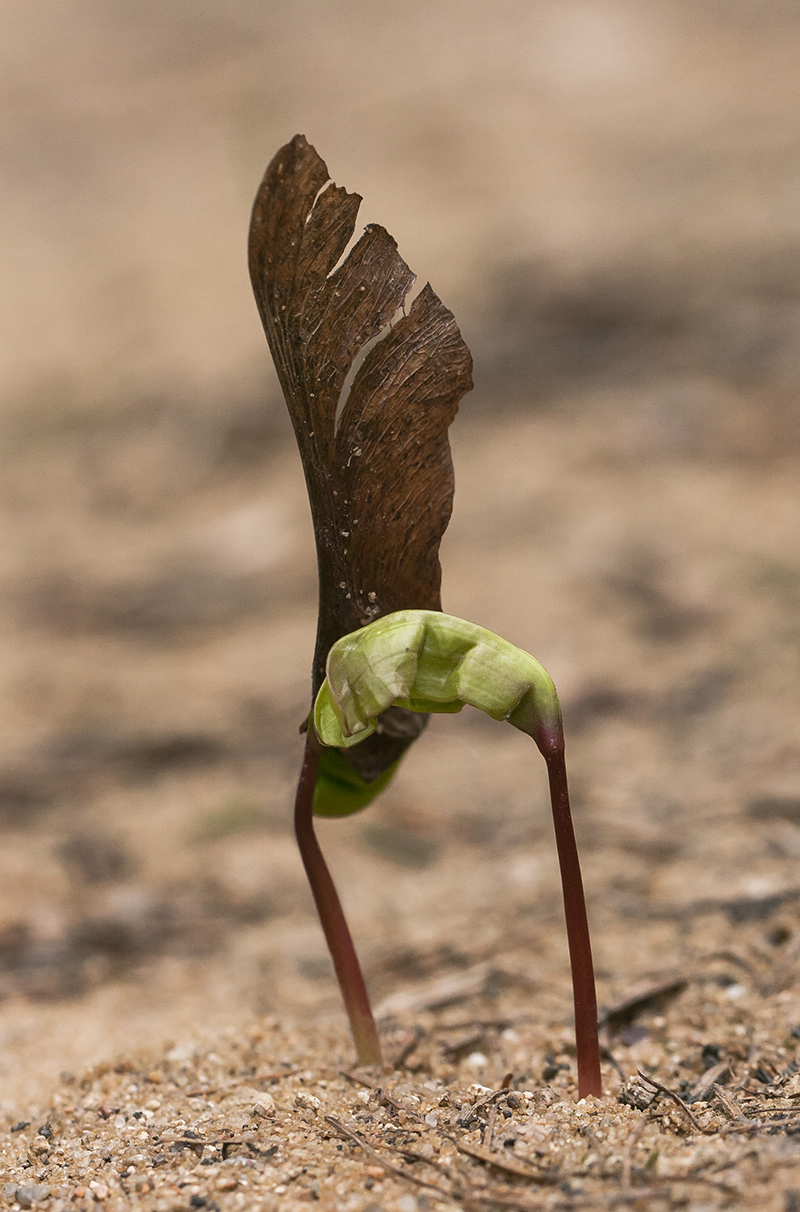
[
  {"x1": 544, "y1": 748, "x2": 602, "y2": 1098},
  {"x1": 293, "y1": 736, "x2": 383, "y2": 1067}
]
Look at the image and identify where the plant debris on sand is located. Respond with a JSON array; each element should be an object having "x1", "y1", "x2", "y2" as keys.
[{"x1": 4, "y1": 941, "x2": 800, "y2": 1211}]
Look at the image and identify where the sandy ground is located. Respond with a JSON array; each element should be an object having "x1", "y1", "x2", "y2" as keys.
[{"x1": 1, "y1": 2, "x2": 800, "y2": 1208}]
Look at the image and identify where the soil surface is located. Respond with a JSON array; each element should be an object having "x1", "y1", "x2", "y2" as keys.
[{"x1": 2, "y1": 2, "x2": 800, "y2": 1209}]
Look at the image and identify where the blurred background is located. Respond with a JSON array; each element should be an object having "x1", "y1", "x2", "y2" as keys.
[{"x1": 0, "y1": 0, "x2": 798, "y2": 1106}]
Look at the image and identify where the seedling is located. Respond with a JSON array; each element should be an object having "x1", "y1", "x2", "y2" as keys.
[{"x1": 248, "y1": 136, "x2": 602, "y2": 1098}]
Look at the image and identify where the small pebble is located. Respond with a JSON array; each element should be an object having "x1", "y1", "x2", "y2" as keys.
[
  {"x1": 294, "y1": 1091, "x2": 321, "y2": 1112},
  {"x1": 15, "y1": 1185, "x2": 51, "y2": 1208}
]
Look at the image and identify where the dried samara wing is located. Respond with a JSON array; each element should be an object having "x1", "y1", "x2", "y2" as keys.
[{"x1": 249, "y1": 135, "x2": 473, "y2": 806}]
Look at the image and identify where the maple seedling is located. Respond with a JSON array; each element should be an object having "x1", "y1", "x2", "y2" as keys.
[{"x1": 248, "y1": 135, "x2": 602, "y2": 1098}]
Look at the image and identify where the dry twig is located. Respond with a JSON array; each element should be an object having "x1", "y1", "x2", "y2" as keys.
[
  {"x1": 324, "y1": 1114, "x2": 448, "y2": 1196},
  {"x1": 453, "y1": 1139, "x2": 561, "y2": 1185},
  {"x1": 638, "y1": 1070, "x2": 717, "y2": 1135}
]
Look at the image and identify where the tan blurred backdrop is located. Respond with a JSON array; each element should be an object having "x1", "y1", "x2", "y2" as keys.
[{"x1": 4, "y1": 0, "x2": 800, "y2": 415}]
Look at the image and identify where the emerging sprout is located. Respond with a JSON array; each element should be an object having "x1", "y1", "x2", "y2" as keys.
[
  {"x1": 249, "y1": 136, "x2": 602, "y2": 1099},
  {"x1": 312, "y1": 611, "x2": 602, "y2": 1099}
]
